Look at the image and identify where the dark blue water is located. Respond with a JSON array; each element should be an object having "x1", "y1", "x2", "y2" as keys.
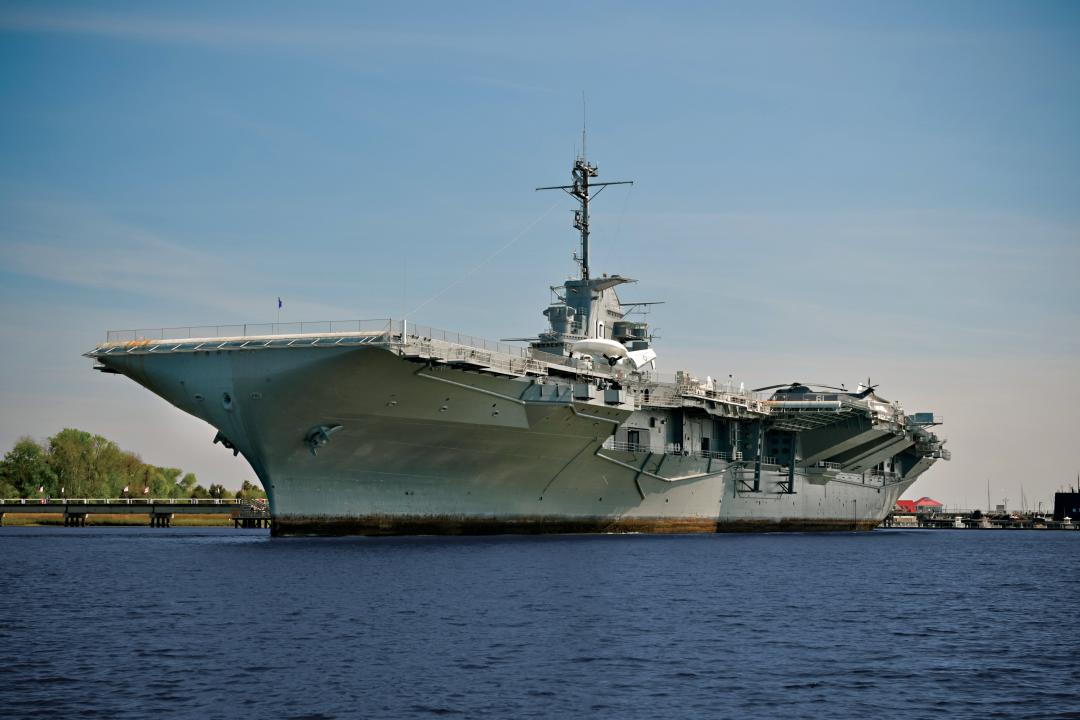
[{"x1": 1, "y1": 528, "x2": 1078, "y2": 719}]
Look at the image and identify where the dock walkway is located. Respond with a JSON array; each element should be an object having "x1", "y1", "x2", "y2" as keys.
[{"x1": 0, "y1": 498, "x2": 271, "y2": 528}]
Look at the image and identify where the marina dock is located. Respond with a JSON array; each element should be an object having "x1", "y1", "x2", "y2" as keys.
[
  {"x1": 883, "y1": 511, "x2": 1076, "y2": 531},
  {"x1": 0, "y1": 498, "x2": 272, "y2": 528}
]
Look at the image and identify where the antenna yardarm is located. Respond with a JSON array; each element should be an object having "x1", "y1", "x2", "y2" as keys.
[{"x1": 537, "y1": 157, "x2": 632, "y2": 281}]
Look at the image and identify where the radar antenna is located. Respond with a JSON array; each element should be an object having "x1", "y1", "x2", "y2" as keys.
[{"x1": 536, "y1": 119, "x2": 632, "y2": 281}]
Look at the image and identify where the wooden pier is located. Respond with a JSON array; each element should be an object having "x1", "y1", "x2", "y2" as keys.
[{"x1": 0, "y1": 498, "x2": 272, "y2": 528}]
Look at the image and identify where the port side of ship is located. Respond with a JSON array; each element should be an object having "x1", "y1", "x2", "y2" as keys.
[
  {"x1": 86, "y1": 151, "x2": 948, "y2": 536},
  {"x1": 89, "y1": 338, "x2": 735, "y2": 535}
]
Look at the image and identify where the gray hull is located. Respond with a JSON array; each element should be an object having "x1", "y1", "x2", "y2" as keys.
[
  {"x1": 87, "y1": 153, "x2": 947, "y2": 536},
  {"x1": 88, "y1": 152, "x2": 946, "y2": 535},
  {"x1": 95, "y1": 342, "x2": 916, "y2": 536}
]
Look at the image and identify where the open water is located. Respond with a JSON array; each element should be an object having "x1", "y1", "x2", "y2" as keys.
[{"x1": 1, "y1": 527, "x2": 1077, "y2": 719}]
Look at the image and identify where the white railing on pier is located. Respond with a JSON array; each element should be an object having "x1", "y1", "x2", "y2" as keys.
[{"x1": 0, "y1": 498, "x2": 248, "y2": 505}]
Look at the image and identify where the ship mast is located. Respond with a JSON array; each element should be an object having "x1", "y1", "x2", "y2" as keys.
[{"x1": 537, "y1": 137, "x2": 632, "y2": 281}]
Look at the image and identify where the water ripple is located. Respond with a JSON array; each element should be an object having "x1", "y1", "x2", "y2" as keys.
[{"x1": 1, "y1": 527, "x2": 1078, "y2": 719}]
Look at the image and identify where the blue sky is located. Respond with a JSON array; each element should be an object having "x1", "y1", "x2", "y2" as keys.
[{"x1": 1, "y1": 1, "x2": 1078, "y2": 508}]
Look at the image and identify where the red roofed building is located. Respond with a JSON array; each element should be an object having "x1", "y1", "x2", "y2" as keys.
[
  {"x1": 915, "y1": 497, "x2": 943, "y2": 512},
  {"x1": 894, "y1": 500, "x2": 917, "y2": 514}
]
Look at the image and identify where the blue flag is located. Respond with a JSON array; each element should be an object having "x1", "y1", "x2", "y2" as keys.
[{"x1": 277, "y1": 297, "x2": 283, "y2": 309}]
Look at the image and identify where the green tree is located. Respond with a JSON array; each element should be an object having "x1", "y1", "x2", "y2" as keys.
[
  {"x1": 234, "y1": 479, "x2": 266, "y2": 500},
  {"x1": 46, "y1": 428, "x2": 117, "y2": 497},
  {"x1": 177, "y1": 472, "x2": 198, "y2": 498},
  {"x1": 45, "y1": 429, "x2": 169, "y2": 498},
  {"x1": 208, "y1": 483, "x2": 228, "y2": 499},
  {"x1": 1, "y1": 431, "x2": 208, "y2": 499},
  {"x1": 0, "y1": 437, "x2": 56, "y2": 497},
  {"x1": 140, "y1": 466, "x2": 183, "y2": 498}
]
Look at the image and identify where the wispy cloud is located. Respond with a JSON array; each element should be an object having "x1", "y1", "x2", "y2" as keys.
[
  {"x1": 463, "y1": 75, "x2": 555, "y2": 95},
  {"x1": 0, "y1": 194, "x2": 348, "y2": 321},
  {"x1": 0, "y1": 9, "x2": 492, "y2": 56}
]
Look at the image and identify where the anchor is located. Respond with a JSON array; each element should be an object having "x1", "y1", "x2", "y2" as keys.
[
  {"x1": 305, "y1": 424, "x2": 343, "y2": 456},
  {"x1": 212, "y1": 431, "x2": 240, "y2": 456}
]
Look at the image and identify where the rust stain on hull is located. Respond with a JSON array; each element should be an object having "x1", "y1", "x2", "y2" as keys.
[
  {"x1": 272, "y1": 515, "x2": 882, "y2": 537},
  {"x1": 716, "y1": 518, "x2": 880, "y2": 533}
]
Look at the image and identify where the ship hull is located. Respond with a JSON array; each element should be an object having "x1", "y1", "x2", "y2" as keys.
[
  {"x1": 96, "y1": 344, "x2": 914, "y2": 537},
  {"x1": 270, "y1": 513, "x2": 886, "y2": 536}
]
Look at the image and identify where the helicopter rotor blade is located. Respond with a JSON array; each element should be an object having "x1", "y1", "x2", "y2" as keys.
[
  {"x1": 854, "y1": 384, "x2": 880, "y2": 399},
  {"x1": 754, "y1": 381, "x2": 849, "y2": 393}
]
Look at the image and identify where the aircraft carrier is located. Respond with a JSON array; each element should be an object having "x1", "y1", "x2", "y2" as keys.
[{"x1": 86, "y1": 151, "x2": 949, "y2": 536}]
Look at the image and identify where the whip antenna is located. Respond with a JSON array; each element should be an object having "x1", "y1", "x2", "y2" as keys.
[{"x1": 536, "y1": 100, "x2": 632, "y2": 281}]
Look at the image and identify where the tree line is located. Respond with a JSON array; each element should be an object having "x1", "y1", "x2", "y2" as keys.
[{"x1": 0, "y1": 428, "x2": 266, "y2": 500}]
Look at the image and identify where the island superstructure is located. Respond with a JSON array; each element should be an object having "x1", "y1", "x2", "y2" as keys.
[{"x1": 86, "y1": 150, "x2": 949, "y2": 536}]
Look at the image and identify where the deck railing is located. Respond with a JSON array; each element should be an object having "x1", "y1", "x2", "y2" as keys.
[
  {"x1": 101, "y1": 322, "x2": 785, "y2": 413},
  {"x1": 398, "y1": 321, "x2": 529, "y2": 359},
  {"x1": 104, "y1": 319, "x2": 537, "y2": 360},
  {"x1": 106, "y1": 319, "x2": 394, "y2": 343},
  {"x1": 601, "y1": 439, "x2": 738, "y2": 462}
]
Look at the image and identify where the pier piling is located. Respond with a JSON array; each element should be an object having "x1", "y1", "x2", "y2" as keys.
[
  {"x1": 150, "y1": 513, "x2": 173, "y2": 528},
  {"x1": 63, "y1": 513, "x2": 88, "y2": 527}
]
